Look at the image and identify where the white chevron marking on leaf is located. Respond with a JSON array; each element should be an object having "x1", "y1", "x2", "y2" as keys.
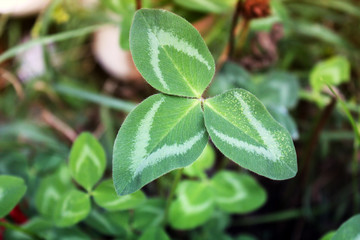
[
  {"x1": 42, "y1": 187, "x2": 60, "y2": 211},
  {"x1": 210, "y1": 92, "x2": 281, "y2": 161},
  {"x1": 210, "y1": 127, "x2": 275, "y2": 160},
  {"x1": 133, "y1": 130, "x2": 206, "y2": 177},
  {"x1": 75, "y1": 145, "x2": 101, "y2": 174},
  {"x1": 130, "y1": 97, "x2": 165, "y2": 173},
  {"x1": 178, "y1": 185, "x2": 212, "y2": 214},
  {"x1": 234, "y1": 92, "x2": 281, "y2": 160},
  {"x1": 355, "y1": 234, "x2": 360, "y2": 240},
  {"x1": 61, "y1": 194, "x2": 87, "y2": 218},
  {"x1": 216, "y1": 174, "x2": 246, "y2": 204},
  {"x1": 102, "y1": 195, "x2": 132, "y2": 208},
  {"x1": 148, "y1": 27, "x2": 211, "y2": 90}
]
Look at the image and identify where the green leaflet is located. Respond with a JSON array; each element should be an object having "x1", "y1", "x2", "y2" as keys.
[
  {"x1": 174, "y1": 0, "x2": 236, "y2": 13},
  {"x1": 84, "y1": 210, "x2": 128, "y2": 237},
  {"x1": 93, "y1": 179, "x2": 146, "y2": 211},
  {"x1": 132, "y1": 198, "x2": 165, "y2": 230},
  {"x1": 113, "y1": 94, "x2": 208, "y2": 195},
  {"x1": 69, "y1": 132, "x2": 106, "y2": 192},
  {"x1": 332, "y1": 214, "x2": 360, "y2": 240},
  {"x1": 320, "y1": 231, "x2": 336, "y2": 240},
  {"x1": 210, "y1": 171, "x2": 267, "y2": 213},
  {"x1": 35, "y1": 165, "x2": 74, "y2": 218},
  {"x1": 130, "y1": 9, "x2": 215, "y2": 97},
  {"x1": 54, "y1": 189, "x2": 91, "y2": 227},
  {"x1": 310, "y1": 56, "x2": 350, "y2": 92},
  {"x1": 183, "y1": 143, "x2": 215, "y2": 179},
  {"x1": 169, "y1": 181, "x2": 215, "y2": 230},
  {"x1": 0, "y1": 175, "x2": 27, "y2": 218},
  {"x1": 139, "y1": 228, "x2": 170, "y2": 240},
  {"x1": 252, "y1": 71, "x2": 300, "y2": 109},
  {"x1": 204, "y1": 89, "x2": 297, "y2": 180}
]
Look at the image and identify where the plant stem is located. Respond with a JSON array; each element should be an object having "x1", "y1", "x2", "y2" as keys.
[
  {"x1": 0, "y1": 221, "x2": 43, "y2": 240},
  {"x1": 54, "y1": 84, "x2": 136, "y2": 113},
  {"x1": 163, "y1": 168, "x2": 183, "y2": 226},
  {"x1": 228, "y1": 0, "x2": 243, "y2": 59},
  {"x1": 234, "y1": 19, "x2": 250, "y2": 55},
  {"x1": 301, "y1": 97, "x2": 337, "y2": 187},
  {"x1": 328, "y1": 85, "x2": 360, "y2": 213},
  {"x1": 136, "y1": 0, "x2": 142, "y2": 10},
  {"x1": 0, "y1": 25, "x2": 102, "y2": 63}
]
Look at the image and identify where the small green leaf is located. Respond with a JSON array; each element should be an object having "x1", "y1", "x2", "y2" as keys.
[
  {"x1": 113, "y1": 94, "x2": 208, "y2": 195},
  {"x1": 204, "y1": 89, "x2": 297, "y2": 180},
  {"x1": 174, "y1": 0, "x2": 236, "y2": 13},
  {"x1": 210, "y1": 171, "x2": 267, "y2": 213},
  {"x1": 84, "y1": 210, "x2": 128, "y2": 237},
  {"x1": 0, "y1": 175, "x2": 27, "y2": 218},
  {"x1": 320, "y1": 231, "x2": 336, "y2": 240},
  {"x1": 132, "y1": 198, "x2": 165, "y2": 231},
  {"x1": 310, "y1": 56, "x2": 350, "y2": 92},
  {"x1": 253, "y1": 71, "x2": 300, "y2": 109},
  {"x1": 119, "y1": 12, "x2": 133, "y2": 50},
  {"x1": 139, "y1": 228, "x2": 170, "y2": 240},
  {"x1": 130, "y1": 9, "x2": 215, "y2": 97},
  {"x1": 183, "y1": 143, "x2": 215, "y2": 179},
  {"x1": 332, "y1": 214, "x2": 360, "y2": 240},
  {"x1": 69, "y1": 132, "x2": 106, "y2": 192},
  {"x1": 208, "y1": 61, "x2": 251, "y2": 97},
  {"x1": 267, "y1": 106, "x2": 299, "y2": 140},
  {"x1": 54, "y1": 190, "x2": 91, "y2": 227},
  {"x1": 169, "y1": 181, "x2": 215, "y2": 230},
  {"x1": 35, "y1": 165, "x2": 74, "y2": 218},
  {"x1": 93, "y1": 179, "x2": 146, "y2": 211}
]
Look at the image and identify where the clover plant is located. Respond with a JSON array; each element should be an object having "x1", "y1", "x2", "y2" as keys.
[{"x1": 113, "y1": 9, "x2": 298, "y2": 196}]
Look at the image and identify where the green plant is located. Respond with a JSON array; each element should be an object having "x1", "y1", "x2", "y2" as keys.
[{"x1": 113, "y1": 9, "x2": 297, "y2": 195}]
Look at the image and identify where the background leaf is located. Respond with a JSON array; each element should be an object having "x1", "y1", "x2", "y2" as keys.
[
  {"x1": 332, "y1": 214, "x2": 360, "y2": 240},
  {"x1": 174, "y1": 0, "x2": 236, "y2": 14},
  {"x1": 54, "y1": 189, "x2": 91, "y2": 227},
  {"x1": 35, "y1": 165, "x2": 74, "y2": 219},
  {"x1": 130, "y1": 9, "x2": 215, "y2": 97},
  {"x1": 183, "y1": 143, "x2": 215, "y2": 179},
  {"x1": 139, "y1": 227, "x2": 170, "y2": 240},
  {"x1": 204, "y1": 89, "x2": 297, "y2": 180},
  {"x1": 310, "y1": 56, "x2": 350, "y2": 92},
  {"x1": 210, "y1": 171, "x2": 267, "y2": 213},
  {"x1": 84, "y1": 210, "x2": 129, "y2": 237},
  {"x1": 113, "y1": 94, "x2": 208, "y2": 195},
  {"x1": 132, "y1": 198, "x2": 165, "y2": 231},
  {"x1": 69, "y1": 132, "x2": 106, "y2": 192},
  {"x1": 169, "y1": 181, "x2": 215, "y2": 230},
  {"x1": 0, "y1": 175, "x2": 27, "y2": 218},
  {"x1": 93, "y1": 179, "x2": 146, "y2": 211}
]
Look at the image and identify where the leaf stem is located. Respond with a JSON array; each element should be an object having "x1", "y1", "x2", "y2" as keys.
[
  {"x1": 163, "y1": 168, "x2": 183, "y2": 226},
  {"x1": 328, "y1": 85, "x2": 360, "y2": 213},
  {"x1": 228, "y1": 0, "x2": 243, "y2": 59},
  {"x1": 0, "y1": 221, "x2": 43, "y2": 240},
  {"x1": 0, "y1": 25, "x2": 103, "y2": 64},
  {"x1": 53, "y1": 84, "x2": 136, "y2": 113},
  {"x1": 136, "y1": 0, "x2": 142, "y2": 10}
]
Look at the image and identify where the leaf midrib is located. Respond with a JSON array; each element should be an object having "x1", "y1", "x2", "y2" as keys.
[
  {"x1": 205, "y1": 102, "x2": 266, "y2": 148},
  {"x1": 144, "y1": 100, "x2": 201, "y2": 161},
  {"x1": 139, "y1": 12, "x2": 202, "y2": 97}
]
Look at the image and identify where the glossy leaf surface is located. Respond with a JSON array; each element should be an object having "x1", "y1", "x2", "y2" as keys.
[
  {"x1": 130, "y1": 9, "x2": 215, "y2": 97},
  {"x1": 113, "y1": 94, "x2": 208, "y2": 195},
  {"x1": 69, "y1": 132, "x2": 106, "y2": 192},
  {"x1": 204, "y1": 89, "x2": 297, "y2": 180}
]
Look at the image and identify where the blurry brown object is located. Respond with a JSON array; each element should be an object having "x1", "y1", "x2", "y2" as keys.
[
  {"x1": 242, "y1": 0, "x2": 271, "y2": 20},
  {"x1": 239, "y1": 23, "x2": 284, "y2": 70}
]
